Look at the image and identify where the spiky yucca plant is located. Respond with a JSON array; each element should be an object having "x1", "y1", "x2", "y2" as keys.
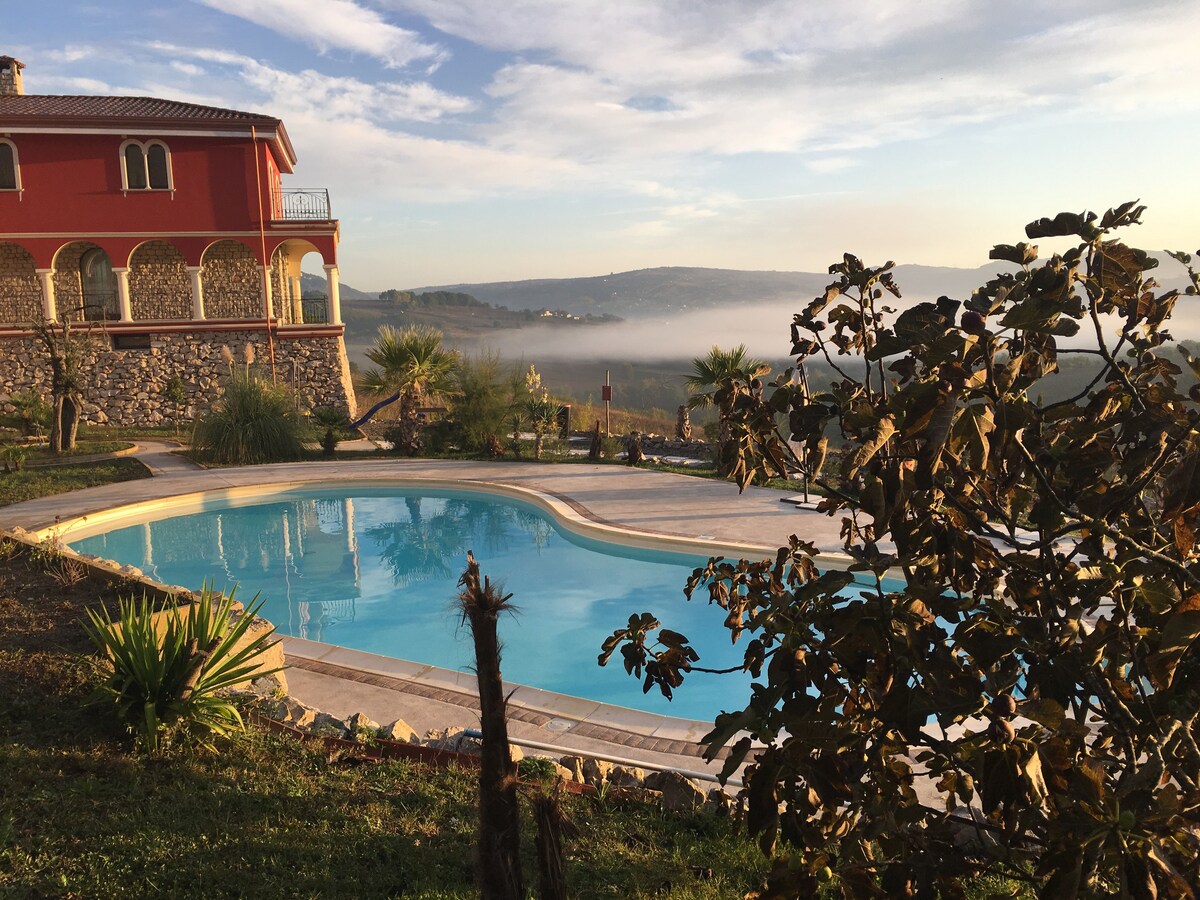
[
  {"x1": 191, "y1": 373, "x2": 306, "y2": 464},
  {"x1": 85, "y1": 585, "x2": 281, "y2": 752}
]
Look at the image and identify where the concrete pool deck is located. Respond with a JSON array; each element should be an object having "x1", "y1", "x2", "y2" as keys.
[{"x1": 0, "y1": 456, "x2": 849, "y2": 782}]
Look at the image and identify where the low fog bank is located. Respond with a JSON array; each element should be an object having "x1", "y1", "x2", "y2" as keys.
[
  {"x1": 482, "y1": 302, "x2": 796, "y2": 362},
  {"x1": 479, "y1": 293, "x2": 1200, "y2": 365}
]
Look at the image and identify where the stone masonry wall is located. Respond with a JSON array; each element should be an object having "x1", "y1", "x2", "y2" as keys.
[
  {"x1": 0, "y1": 242, "x2": 40, "y2": 323},
  {"x1": 0, "y1": 329, "x2": 357, "y2": 427},
  {"x1": 201, "y1": 242, "x2": 262, "y2": 320},
  {"x1": 271, "y1": 247, "x2": 294, "y2": 325},
  {"x1": 129, "y1": 241, "x2": 190, "y2": 320},
  {"x1": 52, "y1": 241, "x2": 88, "y2": 320}
]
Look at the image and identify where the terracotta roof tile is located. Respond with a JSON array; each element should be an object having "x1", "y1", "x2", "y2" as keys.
[{"x1": 0, "y1": 94, "x2": 279, "y2": 124}]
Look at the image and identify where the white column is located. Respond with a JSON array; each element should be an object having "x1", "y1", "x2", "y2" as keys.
[
  {"x1": 260, "y1": 265, "x2": 274, "y2": 320},
  {"x1": 323, "y1": 264, "x2": 342, "y2": 325},
  {"x1": 36, "y1": 269, "x2": 57, "y2": 321},
  {"x1": 187, "y1": 266, "x2": 205, "y2": 320},
  {"x1": 289, "y1": 275, "x2": 303, "y2": 324},
  {"x1": 114, "y1": 267, "x2": 133, "y2": 322}
]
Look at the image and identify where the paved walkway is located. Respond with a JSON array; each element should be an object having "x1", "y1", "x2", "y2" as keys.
[
  {"x1": 0, "y1": 456, "x2": 847, "y2": 782},
  {"x1": 129, "y1": 440, "x2": 207, "y2": 475}
]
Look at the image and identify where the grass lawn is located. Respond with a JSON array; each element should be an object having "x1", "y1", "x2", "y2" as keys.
[
  {"x1": 0, "y1": 459, "x2": 151, "y2": 507},
  {"x1": 78, "y1": 425, "x2": 185, "y2": 441},
  {"x1": 0, "y1": 542, "x2": 768, "y2": 898},
  {"x1": 24, "y1": 441, "x2": 135, "y2": 460}
]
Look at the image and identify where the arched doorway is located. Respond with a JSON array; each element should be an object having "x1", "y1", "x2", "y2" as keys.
[
  {"x1": 52, "y1": 242, "x2": 119, "y2": 322},
  {"x1": 80, "y1": 247, "x2": 118, "y2": 321}
]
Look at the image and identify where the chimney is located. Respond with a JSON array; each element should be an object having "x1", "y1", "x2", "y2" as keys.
[{"x1": 0, "y1": 57, "x2": 25, "y2": 96}]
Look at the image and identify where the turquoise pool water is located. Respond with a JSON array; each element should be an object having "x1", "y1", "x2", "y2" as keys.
[{"x1": 69, "y1": 487, "x2": 760, "y2": 720}]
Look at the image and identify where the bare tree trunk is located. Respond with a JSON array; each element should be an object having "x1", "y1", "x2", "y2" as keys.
[
  {"x1": 61, "y1": 393, "x2": 81, "y2": 451},
  {"x1": 457, "y1": 553, "x2": 524, "y2": 900},
  {"x1": 588, "y1": 420, "x2": 602, "y2": 460},
  {"x1": 50, "y1": 395, "x2": 65, "y2": 454},
  {"x1": 396, "y1": 391, "x2": 422, "y2": 456}
]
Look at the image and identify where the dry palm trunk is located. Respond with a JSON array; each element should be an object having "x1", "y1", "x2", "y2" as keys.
[
  {"x1": 457, "y1": 552, "x2": 524, "y2": 900},
  {"x1": 533, "y1": 789, "x2": 575, "y2": 900}
]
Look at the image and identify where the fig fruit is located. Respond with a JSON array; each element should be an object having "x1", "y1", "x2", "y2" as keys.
[
  {"x1": 988, "y1": 720, "x2": 1016, "y2": 743},
  {"x1": 991, "y1": 694, "x2": 1017, "y2": 717},
  {"x1": 961, "y1": 311, "x2": 987, "y2": 334}
]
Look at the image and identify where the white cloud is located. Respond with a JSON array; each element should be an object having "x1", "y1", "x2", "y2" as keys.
[
  {"x1": 150, "y1": 43, "x2": 474, "y2": 123},
  {"x1": 807, "y1": 158, "x2": 857, "y2": 174},
  {"x1": 43, "y1": 45, "x2": 96, "y2": 64},
  {"x1": 170, "y1": 61, "x2": 204, "y2": 77},
  {"x1": 143, "y1": 43, "x2": 577, "y2": 200},
  {"x1": 193, "y1": 0, "x2": 447, "y2": 70},
  {"x1": 375, "y1": 0, "x2": 1200, "y2": 167}
]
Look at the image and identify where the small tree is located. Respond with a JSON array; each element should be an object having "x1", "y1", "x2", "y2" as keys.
[
  {"x1": 162, "y1": 373, "x2": 187, "y2": 436},
  {"x1": 603, "y1": 204, "x2": 1200, "y2": 896},
  {"x1": 361, "y1": 325, "x2": 458, "y2": 456},
  {"x1": 684, "y1": 344, "x2": 770, "y2": 477},
  {"x1": 31, "y1": 318, "x2": 94, "y2": 454},
  {"x1": 449, "y1": 351, "x2": 521, "y2": 453}
]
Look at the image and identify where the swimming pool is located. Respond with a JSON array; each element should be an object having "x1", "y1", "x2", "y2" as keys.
[{"x1": 68, "y1": 486, "x2": 761, "y2": 720}]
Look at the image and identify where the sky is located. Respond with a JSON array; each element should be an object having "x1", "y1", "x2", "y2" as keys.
[{"x1": 6, "y1": 0, "x2": 1200, "y2": 290}]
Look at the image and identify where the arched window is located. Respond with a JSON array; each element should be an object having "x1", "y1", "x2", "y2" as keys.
[
  {"x1": 0, "y1": 140, "x2": 20, "y2": 191},
  {"x1": 123, "y1": 144, "x2": 146, "y2": 190},
  {"x1": 120, "y1": 140, "x2": 172, "y2": 191}
]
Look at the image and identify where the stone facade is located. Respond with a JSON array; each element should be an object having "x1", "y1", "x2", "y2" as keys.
[
  {"x1": 129, "y1": 241, "x2": 190, "y2": 320},
  {"x1": 0, "y1": 328, "x2": 356, "y2": 426},
  {"x1": 200, "y1": 241, "x2": 262, "y2": 320},
  {"x1": 271, "y1": 245, "x2": 295, "y2": 325},
  {"x1": 52, "y1": 241, "x2": 93, "y2": 321},
  {"x1": 0, "y1": 242, "x2": 39, "y2": 322}
]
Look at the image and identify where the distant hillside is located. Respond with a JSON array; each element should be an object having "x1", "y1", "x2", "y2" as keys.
[
  {"x1": 409, "y1": 258, "x2": 1195, "y2": 320},
  {"x1": 409, "y1": 264, "x2": 1001, "y2": 319},
  {"x1": 299, "y1": 272, "x2": 375, "y2": 301},
  {"x1": 298, "y1": 274, "x2": 625, "y2": 366}
]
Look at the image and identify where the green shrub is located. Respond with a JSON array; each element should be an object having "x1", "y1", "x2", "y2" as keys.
[
  {"x1": 84, "y1": 585, "x2": 281, "y2": 752},
  {"x1": 448, "y1": 351, "x2": 519, "y2": 451},
  {"x1": 311, "y1": 405, "x2": 354, "y2": 440},
  {"x1": 1, "y1": 443, "x2": 28, "y2": 473},
  {"x1": 191, "y1": 374, "x2": 306, "y2": 464},
  {"x1": 2, "y1": 389, "x2": 51, "y2": 437},
  {"x1": 517, "y1": 755, "x2": 559, "y2": 784}
]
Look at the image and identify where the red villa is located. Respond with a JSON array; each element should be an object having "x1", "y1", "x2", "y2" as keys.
[{"x1": 0, "y1": 55, "x2": 356, "y2": 425}]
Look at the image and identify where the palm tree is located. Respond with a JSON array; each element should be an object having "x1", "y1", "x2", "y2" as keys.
[
  {"x1": 361, "y1": 325, "x2": 458, "y2": 455},
  {"x1": 685, "y1": 345, "x2": 771, "y2": 476}
]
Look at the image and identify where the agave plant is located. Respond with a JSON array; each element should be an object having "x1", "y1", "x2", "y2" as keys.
[{"x1": 85, "y1": 585, "x2": 281, "y2": 752}]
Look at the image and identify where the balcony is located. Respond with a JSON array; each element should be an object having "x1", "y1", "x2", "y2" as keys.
[
  {"x1": 300, "y1": 295, "x2": 330, "y2": 324},
  {"x1": 273, "y1": 188, "x2": 332, "y2": 222}
]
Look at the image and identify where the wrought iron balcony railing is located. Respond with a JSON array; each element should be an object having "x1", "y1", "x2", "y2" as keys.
[
  {"x1": 273, "y1": 188, "x2": 332, "y2": 221},
  {"x1": 301, "y1": 296, "x2": 330, "y2": 324}
]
